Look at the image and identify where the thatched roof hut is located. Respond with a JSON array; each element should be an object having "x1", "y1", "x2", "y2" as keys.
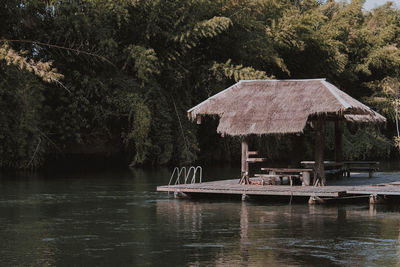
[
  {"x1": 188, "y1": 79, "x2": 386, "y2": 186},
  {"x1": 188, "y1": 79, "x2": 385, "y2": 136}
]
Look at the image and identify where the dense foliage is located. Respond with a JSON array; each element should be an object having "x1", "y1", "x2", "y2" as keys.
[{"x1": 0, "y1": 0, "x2": 399, "y2": 169}]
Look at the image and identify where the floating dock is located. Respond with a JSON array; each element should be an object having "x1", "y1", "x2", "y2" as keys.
[{"x1": 157, "y1": 175, "x2": 400, "y2": 204}]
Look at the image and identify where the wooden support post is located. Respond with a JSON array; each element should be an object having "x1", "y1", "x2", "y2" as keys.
[
  {"x1": 302, "y1": 171, "x2": 310, "y2": 186},
  {"x1": 369, "y1": 194, "x2": 386, "y2": 204},
  {"x1": 308, "y1": 196, "x2": 325, "y2": 205},
  {"x1": 314, "y1": 117, "x2": 326, "y2": 186},
  {"x1": 369, "y1": 170, "x2": 374, "y2": 179},
  {"x1": 174, "y1": 190, "x2": 190, "y2": 199},
  {"x1": 334, "y1": 120, "x2": 343, "y2": 163},
  {"x1": 241, "y1": 139, "x2": 249, "y2": 184},
  {"x1": 196, "y1": 114, "x2": 202, "y2": 124}
]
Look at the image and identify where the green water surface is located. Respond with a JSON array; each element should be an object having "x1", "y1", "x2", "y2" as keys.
[{"x1": 0, "y1": 166, "x2": 399, "y2": 266}]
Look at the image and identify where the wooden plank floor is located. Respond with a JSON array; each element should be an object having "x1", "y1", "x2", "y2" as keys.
[
  {"x1": 347, "y1": 185, "x2": 400, "y2": 196},
  {"x1": 157, "y1": 179, "x2": 348, "y2": 197},
  {"x1": 157, "y1": 174, "x2": 400, "y2": 198}
]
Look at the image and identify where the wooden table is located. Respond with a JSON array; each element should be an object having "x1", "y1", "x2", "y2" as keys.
[
  {"x1": 300, "y1": 161, "x2": 344, "y2": 178},
  {"x1": 300, "y1": 161, "x2": 343, "y2": 168},
  {"x1": 260, "y1": 168, "x2": 313, "y2": 186},
  {"x1": 342, "y1": 161, "x2": 379, "y2": 178}
]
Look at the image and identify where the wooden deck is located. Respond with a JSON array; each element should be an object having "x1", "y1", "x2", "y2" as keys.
[
  {"x1": 158, "y1": 179, "x2": 348, "y2": 197},
  {"x1": 157, "y1": 173, "x2": 400, "y2": 201}
]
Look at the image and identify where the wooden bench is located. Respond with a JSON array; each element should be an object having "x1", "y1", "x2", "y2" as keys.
[{"x1": 342, "y1": 161, "x2": 379, "y2": 178}]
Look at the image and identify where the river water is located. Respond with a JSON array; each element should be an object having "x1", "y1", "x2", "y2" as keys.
[{"x1": 0, "y1": 166, "x2": 400, "y2": 266}]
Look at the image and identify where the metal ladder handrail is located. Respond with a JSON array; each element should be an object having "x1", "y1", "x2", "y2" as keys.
[
  {"x1": 185, "y1": 166, "x2": 196, "y2": 184},
  {"x1": 168, "y1": 166, "x2": 202, "y2": 186},
  {"x1": 191, "y1": 166, "x2": 202, "y2": 184},
  {"x1": 168, "y1": 167, "x2": 179, "y2": 186},
  {"x1": 185, "y1": 166, "x2": 202, "y2": 184},
  {"x1": 168, "y1": 167, "x2": 186, "y2": 186},
  {"x1": 175, "y1": 167, "x2": 186, "y2": 185},
  {"x1": 176, "y1": 167, "x2": 187, "y2": 185}
]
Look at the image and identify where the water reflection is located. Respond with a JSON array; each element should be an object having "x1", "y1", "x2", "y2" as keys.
[
  {"x1": 0, "y1": 169, "x2": 400, "y2": 267},
  {"x1": 239, "y1": 202, "x2": 249, "y2": 266},
  {"x1": 156, "y1": 200, "x2": 400, "y2": 266}
]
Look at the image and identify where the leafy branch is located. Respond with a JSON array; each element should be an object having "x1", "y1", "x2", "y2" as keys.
[{"x1": 0, "y1": 39, "x2": 116, "y2": 67}]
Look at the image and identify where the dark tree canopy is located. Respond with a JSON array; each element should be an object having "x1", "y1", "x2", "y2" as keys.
[{"x1": 0, "y1": 0, "x2": 398, "y2": 169}]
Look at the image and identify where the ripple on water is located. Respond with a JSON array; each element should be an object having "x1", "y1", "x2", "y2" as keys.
[
  {"x1": 41, "y1": 237, "x2": 56, "y2": 242},
  {"x1": 1, "y1": 169, "x2": 400, "y2": 267},
  {"x1": 84, "y1": 248, "x2": 114, "y2": 252},
  {"x1": 59, "y1": 234, "x2": 99, "y2": 241},
  {"x1": 115, "y1": 241, "x2": 145, "y2": 247},
  {"x1": 184, "y1": 243, "x2": 224, "y2": 248},
  {"x1": 260, "y1": 236, "x2": 399, "y2": 266},
  {"x1": 0, "y1": 193, "x2": 75, "y2": 206}
]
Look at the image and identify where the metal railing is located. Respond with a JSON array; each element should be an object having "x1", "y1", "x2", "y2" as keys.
[{"x1": 168, "y1": 166, "x2": 202, "y2": 186}]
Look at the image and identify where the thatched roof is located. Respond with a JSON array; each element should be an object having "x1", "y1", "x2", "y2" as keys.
[{"x1": 187, "y1": 79, "x2": 386, "y2": 136}]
